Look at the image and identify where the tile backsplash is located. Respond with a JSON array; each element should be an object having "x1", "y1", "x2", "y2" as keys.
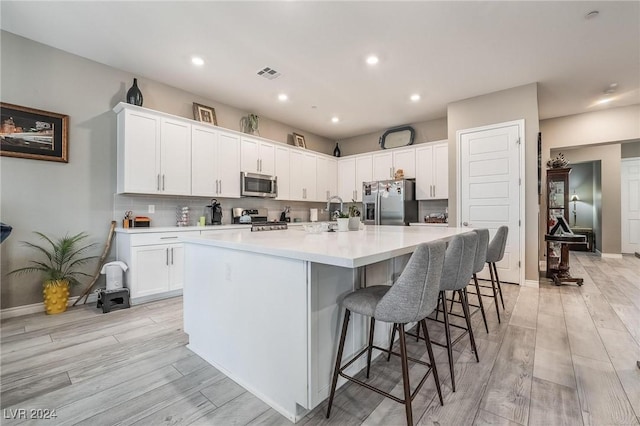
[{"x1": 113, "y1": 194, "x2": 347, "y2": 227}]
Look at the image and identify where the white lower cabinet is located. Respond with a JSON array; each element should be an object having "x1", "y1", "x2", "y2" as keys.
[{"x1": 116, "y1": 231, "x2": 195, "y2": 303}]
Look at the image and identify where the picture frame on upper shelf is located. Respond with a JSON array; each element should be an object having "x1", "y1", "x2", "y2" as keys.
[
  {"x1": 192, "y1": 102, "x2": 217, "y2": 125},
  {"x1": 293, "y1": 132, "x2": 306, "y2": 149},
  {"x1": 0, "y1": 102, "x2": 69, "y2": 163}
]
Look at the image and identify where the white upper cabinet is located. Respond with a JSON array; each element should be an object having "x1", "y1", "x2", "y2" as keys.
[
  {"x1": 241, "y1": 137, "x2": 275, "y2": 175},
  {"x1": 372, "y1": 147, "x2": 416, "y2": 181},
  {"x1": 275, "y1": 145, "x2": 291, "y2": 200},
  {"x1": 191, "y1": 125, "x2": 240, "y2": 198},
  {"x1": 338, "y1": 154, "x2": 372, "y2": 202},
  {"x1": 116, "y1": 105, "x2": 191, "y2": 195},
  {"x1": 316, "y1": 157, "x2": 338, "y2": 201},
  {"x1": 415, "y1": 141, "x2": 448, "y2": 200},
  {"x1": 290, "y1": 150, "x2": 317, "y2": 201}
]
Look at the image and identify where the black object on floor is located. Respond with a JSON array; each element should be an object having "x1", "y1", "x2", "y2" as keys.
[
  {"x1": 635, "y1": 252, "x2": 640, "y2": 259},
  {"x1": 97, "y1": 288, "x2": 130, "y2": 313},
  {"x1": 0, "y1": 222, "x2": 12, "y2": 243}
]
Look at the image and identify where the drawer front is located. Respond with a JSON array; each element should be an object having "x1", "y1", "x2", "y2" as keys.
[{"x1": 129, "y1": 231, "x2": 197, "y2": 246}]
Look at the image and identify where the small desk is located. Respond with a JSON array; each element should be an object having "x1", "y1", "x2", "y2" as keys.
[
  {"x1": 545, "y1": 233, "x2": 586, "y2": 286},
  {"x1": 570, "y1": 227, "x2": 595, "y2": 252}
]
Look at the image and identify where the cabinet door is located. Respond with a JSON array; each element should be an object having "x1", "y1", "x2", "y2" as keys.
[
  {"x1": 160, "y1": 118, "x2": 191, "y2": 195},
  {"x1": 316, "y1": 156, "x2": 329, "y2": 201},
  {"x1": 275, "y1": 146, "x2": 290, "y2": 200},
  {"x1": 217, "y1": 131, "x2": 241, "y2": 198},
  {"x1": 241, "y1": 137, "x2": 259, "y2": 173},
  {"x1": 258, "y1": 142, "x2": 276, "y2": 175},
  {"x1": 191, "y1": 125, "x2": 218, "y2": 197},
  {"x1": 338, "y1": 158, "x2": 356, "y2": 201},
  {"x1": 168, "y1": 244, "x2": 184, "y2": 290},
  {"x1": 289, "y1": 150, "x2": 305, "y2": 201},
  {"x1": 354, "y1": 155, "x2": 373, "y2": 202},
  {"x1": 303, "y1": 153, "x2": 317, "y2": 201},
  {"x1": 131, "y1": 245, "x2": 169, "y2": 298},
  {"x1": 393, "y1": 148, "x2": 416, "y2": 179},
  {"x1": 415, "y1": 145, "x2": 434, "y2": 200},
  {"x1": 372, "y1": 152, "x2": 393, "y2": 181},
  {"x1": 433, "y1": 143, "x2": 449, "y2": 199},
  {"x1": 327, "y1": 159, "x2": 338, "y2": 201},
  {"x1": 122, "y1": 109, "x2": 160, "y2": 193}
]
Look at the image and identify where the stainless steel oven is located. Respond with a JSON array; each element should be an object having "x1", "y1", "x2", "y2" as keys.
[{"x1": 241, "y1": 172, "x2": 277, "y2": 198}]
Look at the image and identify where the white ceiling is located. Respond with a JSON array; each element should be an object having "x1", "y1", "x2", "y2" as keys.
[{"x1": 1, "y1": 1, "x2": 639, "y2": 140}]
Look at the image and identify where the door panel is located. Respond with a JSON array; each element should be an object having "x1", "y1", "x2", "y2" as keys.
[{"x1": 460, "y1": 124, "x2": 521, "y2": 284}]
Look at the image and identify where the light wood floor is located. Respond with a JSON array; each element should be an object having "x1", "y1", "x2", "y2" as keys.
[{"x1": 1, "y1": 252, "x2": 639, "y2": 425}]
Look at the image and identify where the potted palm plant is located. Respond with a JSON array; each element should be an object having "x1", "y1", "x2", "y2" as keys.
[{"x1": 10, "y1": 232, "x2": 97, "y2": 314}]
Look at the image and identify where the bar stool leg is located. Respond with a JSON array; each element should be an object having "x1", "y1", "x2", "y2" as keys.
[
  {"x1": 421, "y1": 319, "x2": 444, "y2": 405},
  {"x1": 398, "y1": 325, "x2": 413, "y2": 426},
  {"x1": 366, "y1": 317, "x2": 375, "y2": 378},
  {"x1": 461, "y1": 289, "x2": 479, "y2": 362},
  {"x1": 440, "y1": 291, "x2": 455, "y2": 392},
  {"x1": 488, "y1": 264, "x2": 501, "y2": 323},
  {"x1": 387, "y1": 323, "x2": 397, "y2": 362},
  {"x1": 415, "y1": 321, "x2": 421, "y2": 342},
  {"x1": 492, "y1": 262, "x2": 505, "y2": 309},
  {"x1": 327, "y1": 310, "x2": 351, "y2": 419},
  {"x1": 473, "y1": 273, "x2": 489, "y2": 333}
]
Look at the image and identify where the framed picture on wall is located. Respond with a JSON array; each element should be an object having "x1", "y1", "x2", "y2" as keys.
[
  {"x1": 192, "y1": 102, "x2": 218, "y2": 125},
  {"x1": 0, "y1": 102, "x2": 69, "y2": 163},
  {"x1": 293, "y1": 132, "x2": 306, "y2": 149}
]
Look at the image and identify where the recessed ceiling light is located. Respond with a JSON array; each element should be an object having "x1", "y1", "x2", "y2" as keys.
[
  {"x1": 596, "y1": 98, "x2": 613, "y2": 105},
  {"x1": 604, "y1": 83, "x2": 618, "y2": 94},
  {"x1": 410, "y1": 94, "x2": 421, "y2": 102},
  {"x1": 331, "y1": 117, "x2": 340, "y2": 123},
  {"x1": 366, "y1": 55, "x2": 379, "y2": 65},
  {"x1": 191, "y1": 56, "x2": 204, "y2": 66},
  {"x1": 278, "y1": 94, "x2": 288, "y2": 101}
]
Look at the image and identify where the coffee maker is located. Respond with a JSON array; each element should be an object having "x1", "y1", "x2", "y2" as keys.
[{"x1": 205, "y1": 199, "x2": 223, "y2": 225}]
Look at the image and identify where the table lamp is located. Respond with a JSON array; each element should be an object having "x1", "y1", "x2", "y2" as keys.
[{"x1": 570, "y1": 193, "x2": 580, "y2": 226}]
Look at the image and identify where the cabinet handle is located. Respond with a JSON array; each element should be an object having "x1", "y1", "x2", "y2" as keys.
[
  {"x1": 303, "y1": 188, "x2": 306, "y2": 199},
  {"x1": 161, "y1": 236, "x2": 178, "y2": 239},
  {"x1": 215, "y1": 180, "x2": 219, "y2": 194},
  {"x1": 390, "y1": 167, "x2": 393, "y2": 178},
  {"x1": 219, "y1": 180, "x2": 222, "y2": 194},
  {"x1": 157, "y1": 174, "x2": 160, "y2": 191},
  {"x1": 166, "y1": 248, "x2": 169, "y2": 265},
  {"x1": 257, "y1": 159, "x2": 260, "y2": 172},
  {"x1": 354, "y1": 190, "x2": 357, "y2": 200},
  {"x1": 326, "y1": 190, "x2": 330, "y2": 200},
  {"x1": 259, "y1": 159, "x2": 262, "y2": 172},
  {"x1": 162, "y1": 175, "x2": 165, "y2": 191},
  {"x1": 171, "y1": 247, "x2": 174, "y2": 264}
]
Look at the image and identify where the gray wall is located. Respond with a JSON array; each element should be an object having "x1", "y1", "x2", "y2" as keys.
[
  {"x1": 567, "y1": 162, "x2": 595, "y2": 229},
  {"x1": 622, "y1": 140, "x2": 640, "y2": 158},
  {"x1": 540, "y1": 104, "x2": 640, "y2": 256},
  {"x1": 0, "y1": 31, "x2": 334, "y2": 309},
  {"x1": 337, "y1": 117, "x2": 448, "y2": 156},
  {"x1": 447, "y1": 83, "x2": 540, "y2": 282}
]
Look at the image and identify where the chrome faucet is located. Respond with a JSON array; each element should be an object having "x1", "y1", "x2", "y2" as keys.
[{"x1": 326, "y1": 195, "x2": 344, "y2": 219}]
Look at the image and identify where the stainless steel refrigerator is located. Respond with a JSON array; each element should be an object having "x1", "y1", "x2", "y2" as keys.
[{"x1": 362, "y1": 179, "x2": 418, "y2": 225}]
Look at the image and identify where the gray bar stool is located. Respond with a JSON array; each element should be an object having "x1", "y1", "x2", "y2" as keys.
[
  {"x1": 413, "y1": 232, "x2": 479, "y2": 393},
  {"x1": 448, "y1": 229, "x2": 490, "y2": 333},
  {"x1": 326, "y1": 241, "x2": 446, "y2": 426},
  {"x1": 486, "y1": 226, "x2": 509, "y2": 318}
]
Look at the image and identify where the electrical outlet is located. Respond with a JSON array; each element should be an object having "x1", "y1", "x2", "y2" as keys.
[{"x1": 148, "y1": 204, "x2": 155, "y2": 214}]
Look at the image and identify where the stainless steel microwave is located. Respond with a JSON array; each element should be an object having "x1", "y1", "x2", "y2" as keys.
[{"x1": 241, "y1": 172, "x2": 277, "y2": 198}]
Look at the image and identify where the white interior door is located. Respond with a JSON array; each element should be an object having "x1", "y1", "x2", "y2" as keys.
[
  {"x1": 622, "y1": 158, "x2": 640, "y2": 253},
  {"x1": 459, "y1": 122, "x2": 522, "y2": 284}
]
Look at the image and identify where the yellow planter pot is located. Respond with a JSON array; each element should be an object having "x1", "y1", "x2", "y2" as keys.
[{"x1": 43, "y1": 280, "x2": 70, "y2": 314}]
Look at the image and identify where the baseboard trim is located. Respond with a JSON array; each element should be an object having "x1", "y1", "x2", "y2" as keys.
[
  {"x1": 601, "y1": 253, "x2": 623, "y2": 259},
  {"x1": 1, "y1": 293, "x2": 99, "y2": 319},
  {"x1": 523, "y1": 280, "x2": 539, "y2": 288}
]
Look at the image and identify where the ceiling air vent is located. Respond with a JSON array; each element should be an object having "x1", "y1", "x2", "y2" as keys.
[{"x1": 257, "y1": 67, "x2": 281, "y2": 80}]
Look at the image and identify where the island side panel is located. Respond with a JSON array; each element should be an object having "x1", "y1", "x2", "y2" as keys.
[{"x1": 183, "y1": 243, "x2": 308, "y2": 421}]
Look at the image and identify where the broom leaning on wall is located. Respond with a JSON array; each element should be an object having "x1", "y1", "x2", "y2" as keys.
[{"x1": 72, "y1": 221, "x2": 116, "y2": 306}]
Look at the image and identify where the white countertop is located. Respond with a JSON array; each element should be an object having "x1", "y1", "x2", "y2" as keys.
[
  {"x1": 409, "y1": 222, "x2": 449, "y2": 227},
  {"x1": 182, "y1": 225, "x2": 470, "y2": 268}
]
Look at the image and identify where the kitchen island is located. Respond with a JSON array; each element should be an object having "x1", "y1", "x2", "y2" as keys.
[{"x1": 182, "y1": 225, "x2": 468, "y2": 422}]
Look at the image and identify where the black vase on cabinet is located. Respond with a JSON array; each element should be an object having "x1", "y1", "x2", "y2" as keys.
[
  {"x1": 333, "y1": 142, "x2": 341, "y2": 157},
  {"x1": 126, "y1": 78, "x2": 143, "y2": 106}
]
